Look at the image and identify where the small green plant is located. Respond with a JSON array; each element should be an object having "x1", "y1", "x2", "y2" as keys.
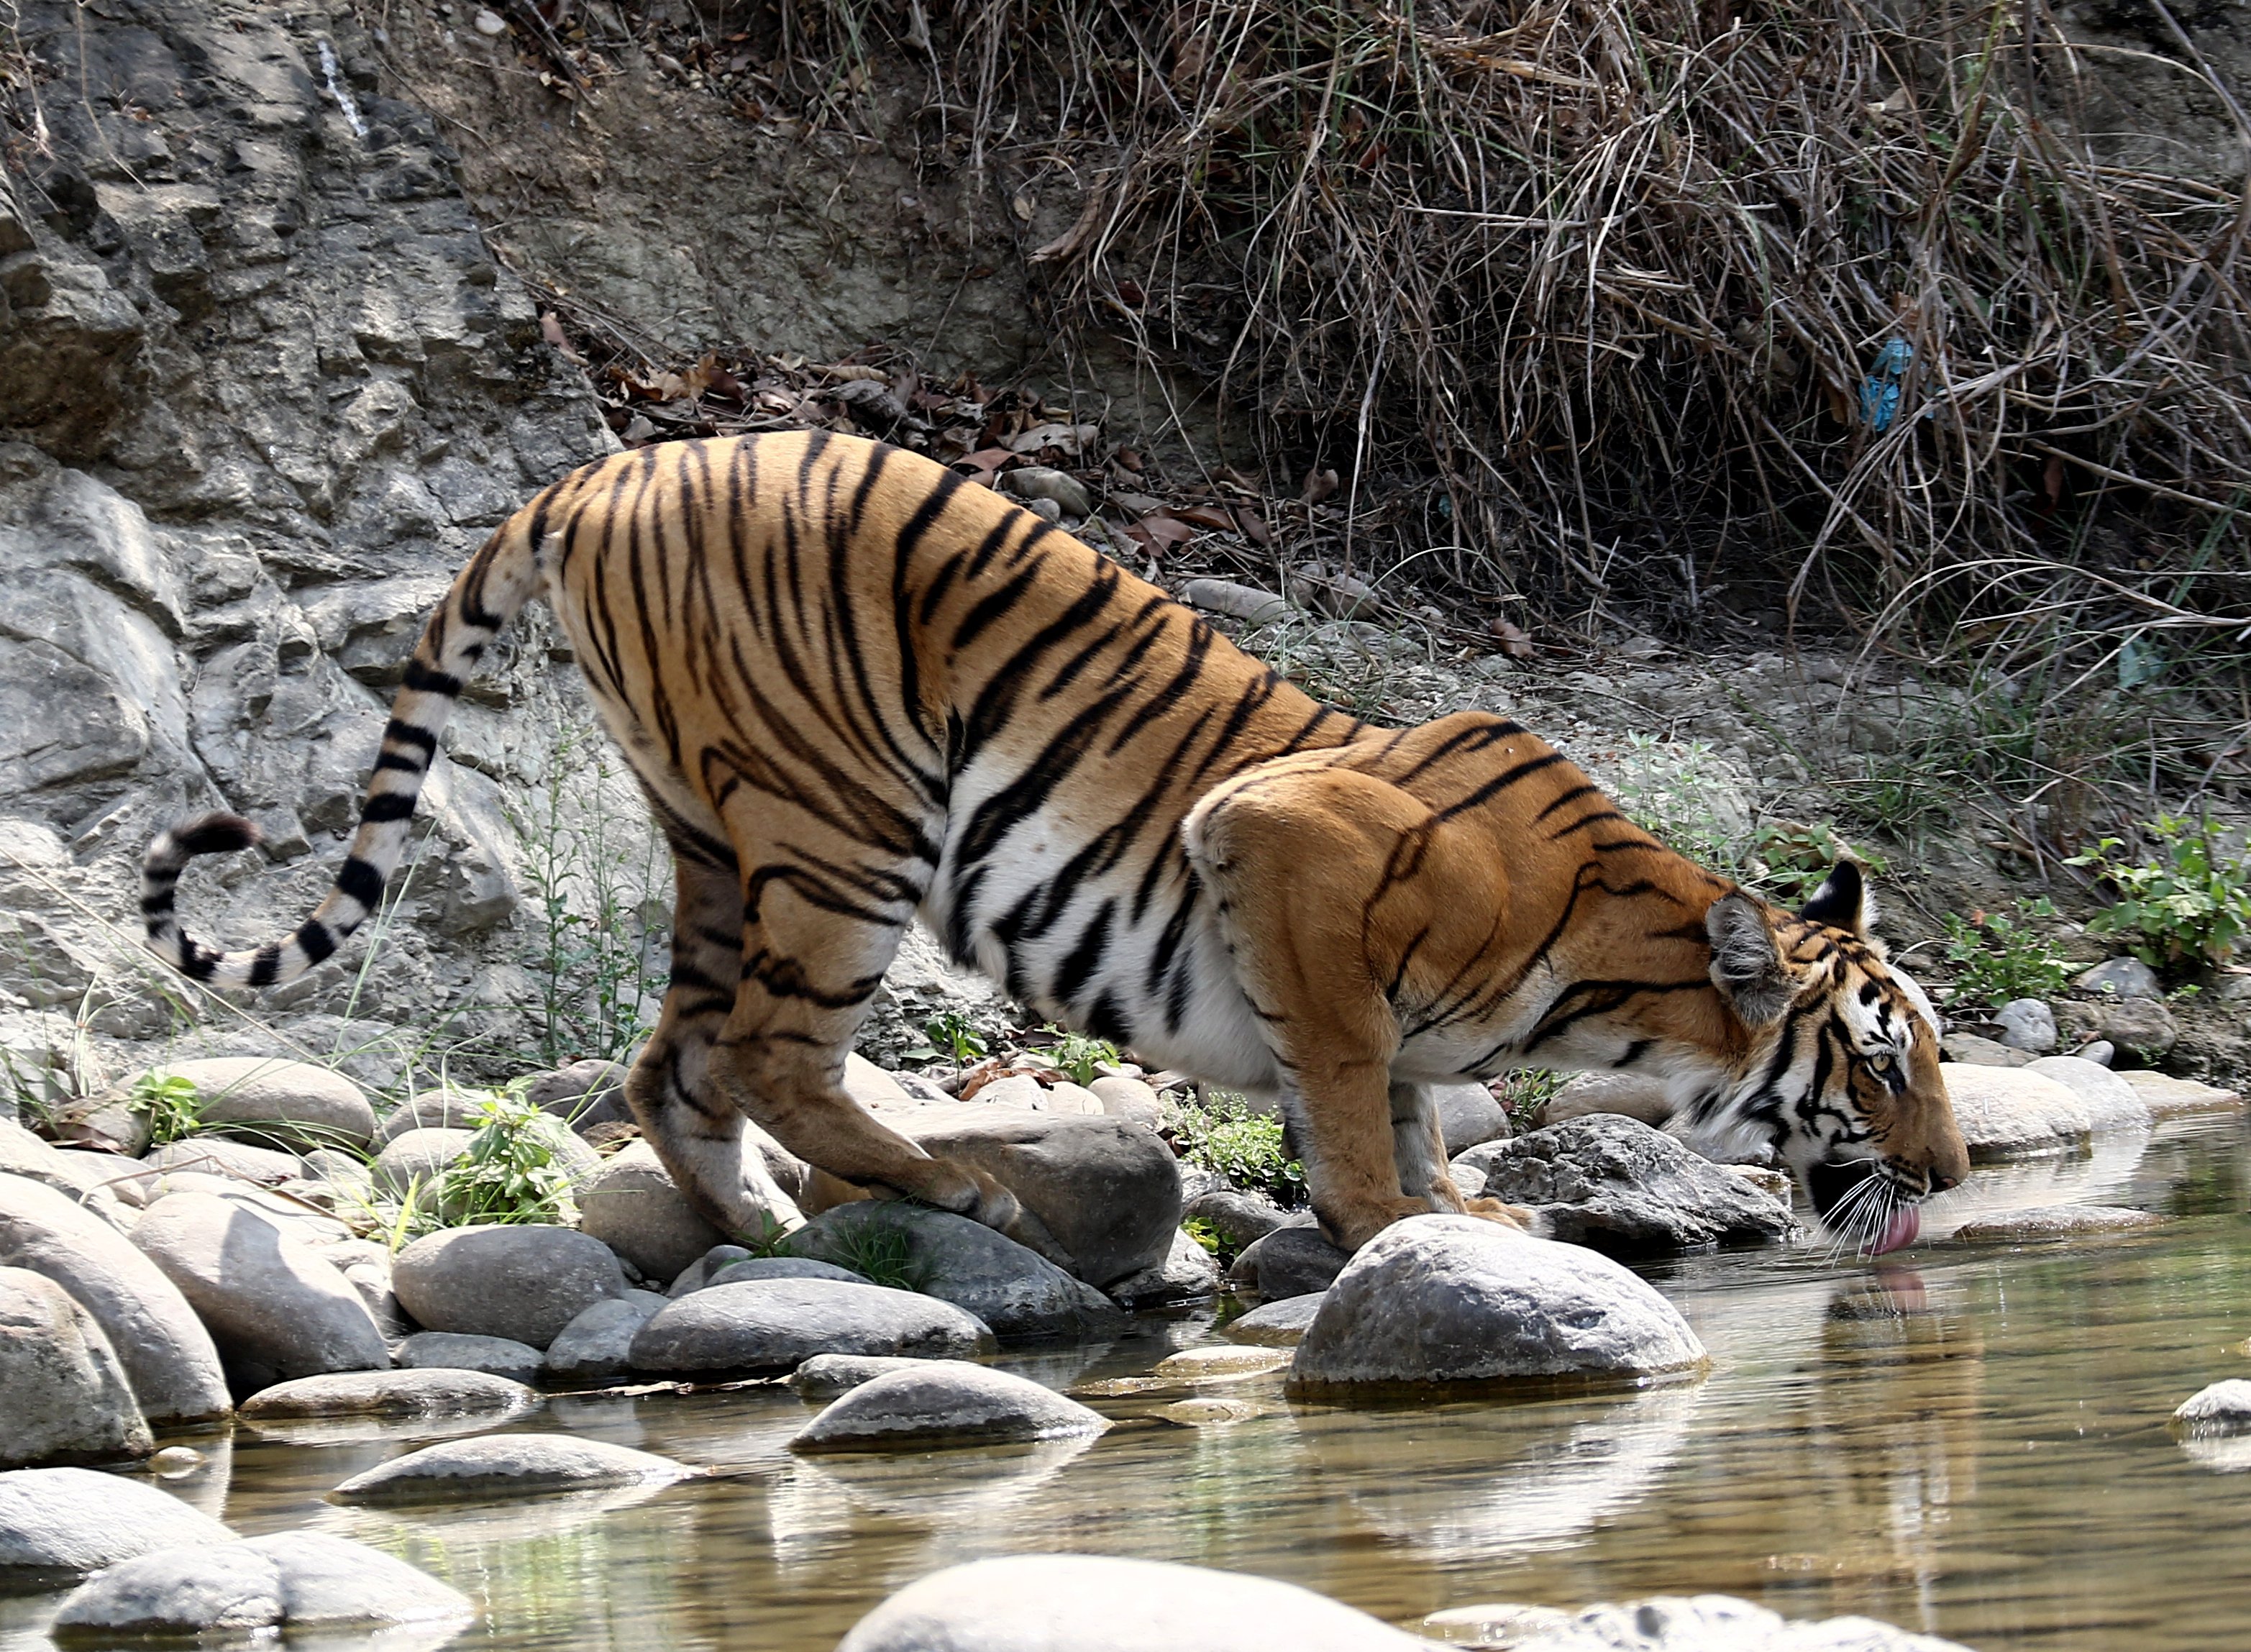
[
  {"x1": 1049, "y1": 1027, "x2": 1118, "y2": 1087},
  {"x1": 1182, "y1": 1214, "x2": 1234, "y2": 1264},
  {"x1": 1491, "y1": 1069, "x2": 1568, "y2": 1133},
  {"x1": 129, "y1": 1070, "x2": 205, "y2": 1146},
  {"x1": 1748, "y1": 821, "x2": 1889, "y2": 905},
  {"x1": 434, "y1": 1091, "x2": 581, "y2": 1229},
  {"x1": 2068, "y1": 815, "x2": 2251, "y2": 970},
  {"x1": 803, "y1": 1208, "x2": 928, "y2": 1292},
  {"x1": 922, "y1": 1010, "x2": 987, "y2": 1067},
  {"x1": 1167, "y1": 1090, "x2": 1304, "y2": 1205},
  {"x1": 1937, "y1": 898, "x2": 2073, "y2": 1010}
]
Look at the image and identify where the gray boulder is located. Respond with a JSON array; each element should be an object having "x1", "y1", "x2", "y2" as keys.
[
  {"x1": 0, "y1": 1122, "x2": 128, "y2": 1227},
  {"x1": 392, "y1": 1223, "x2": 630, "y2": 1348},
  {"x1": 140, "y1": 1138, "x2": 303, "y2": 1186},
  {"x1": 792, "y1": 1363, "x2": 1109, "y2": 1452},
  {"x1": 51, "y1": 1531, "x2": 472, "y2": 1636},
  {"x1": 629, "y1": 1279, "x2": 991, "y2": 1374},
  {"x1": 708, "y1": 1256, "x2": 871, "y2": 1287},
  {"x1": 667, "y1": 1243, "x2": 752, "y2": 1297},
  {"x1": 790, "y1": 1203, "x2": 1120, "y2": 1338},
  {"x1": 1940, "y1": 1066, "x2": 2092, "y2": 1159},
  {"x1": 811, "y1": 1105, "x2": 1180, "y2": 1287},
  {"x1": 1535, "y1": 1071, "x2": 1674, "y2": 1128},
  {"x1": 332, "y1": 1432, "x2": 694, "y2": 1502},
  {"x1": 374, "y1": 1090, "x2": 489, "y2": 1146},
  {"x1": 1507, "y1": 1593, "x2": 1971, "y2": 1651},
  {"x1": 577, "y1": 1140, "x2": 741, "y2": 1284},
  {"x1": 1219, "y1": 1294, "x2": 1325, "y2": 1348},
  {"x1": 2078, "y1": 957, "x2": 2163, "y2": 1000},
  {"x1": 835, "y1": 1553, "x2": 1431, "y2": 1651},
  {"x1": 525, "y1": 1059, "x2": 633, "y2": 1130},
  {"x1": 129, "y1": 1192, "x2": 388, "y2": 1392},
  {"x1": 1108, "y1": 1228, "x2": 1223, "y2": 1307},
  {"x1": 151, "y1": 1057, "x2": 375, "y2": 1152},
  {"x1": 543, "y1": 1291, "x2": 671, "y2": 1381},
  {"x1": 0, "y1": 1172, "x2": 229, "y2": 1423},
  {"x1": 1462, "y1": 1115, "x2": 1796, "y2": 1255},
  {"x1": 788, "y1": 1354, "x2": 943, "y2": 1402},
  {"x1": 370, "y1": 1126, "x2": 475, "y2": 1211},
  {"x1": 1993, "y1": 998, "x2": 2058, "y2": 1053},
  {"x1": 1433, "y1": 1082, "x2": 1510, "y2": 1155},
  {"x1": 1941, "y1": 1032, "x2": 2032, "y2": 1069},
  {"x1": 0, "y1": 1267, "x2": 150, "y2": 1466},
  {"x1": 1230, "y1": 1223, "x2": 1349, "y2": 1301},
  {"x1": 2082, "y1": 994, "x2": 2179, "y2": 1063},
  {"x1": 0, "y1": 1466, "x2": 234, "y2": 1579},
  {"x1": 1290, "y1": 1215, "x2": 1707, "y2": 1389},
  {"x1": 394, "y1": 1331, "x2": 546, "y2": 1382},
  {"x1": 235, "y1": 1366, "x2": 538, "y2": 1422}
]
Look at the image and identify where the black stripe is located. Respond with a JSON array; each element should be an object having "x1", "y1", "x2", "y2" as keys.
[
  {"x1": 335, "y1": 857, "x2": 385, "y2": 908},
  {"x1": 383, "y1": 718, "x2": 439, "y2": 756},
  {"x1": 401, "y1": 659, "x2": 463, "y2": 697},
  {"x1": 246, "y1": 944, "x2": 283, "y2": 987},
  {"x1": 360, "y1": 793, "x2": 416, "y2": 823},
  {"x1": 295, "y1": 920, "x2": 337, "y2": 964}
]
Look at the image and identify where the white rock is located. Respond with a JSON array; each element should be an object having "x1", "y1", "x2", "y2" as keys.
[
  {"x1": 53, "y1": 1531, "x2": 473, "y2": 1634},
  {"x1": 140, "y1": 1138, "x2": 303, "y2": 1185},
  {"x1": 836, "y1": 1553, "x2": 1431, "y2": 1651},
  {"x1": 332, "y1": 1431, "x2": 694, "y2": 1501},
  {"x1": 2173, "y1": 1379, "x2": 2251, "y2": 1436},
  {"x1": 0, "y1": 1172, "x2": 229, "y2": 1423},
  {"x1": 0, "y1": 1122, "x2": 127, "y2": 1226},
  {"x1": 1290, "y1": 1215, "x2": 1707, "y2": 1389},
  {"x1": 130, "y1": 1192, "x2": 388, "y2": 1389},
  {"x1": 792, "y1": 1364, "x2": 1109, "y2": 1452},
  {"x1": 1152, "y1": 1345, "x2": 1289, "y2": 1381},
  {"x1": 2018, "y1": 1057, "x2": 2150, "y2": 1131},
  {"x1": 2114, "y1": 1069, "x2": 2244, "y2": 1117},
  {"x1": 0, "y1": 1466, "x2": 234, "y2": 1576},
  {"x1": 1181, "y1": 578, "x2": 1290, "y2": 624},
  {"x1": 0, "y1": 1268, "x2": 150, "y2": 1466},
  {"x1": 1993, "y1": 998, "x2": 2058, "y2": 1052},
  {"x1": 1938, "y1": 1065, "x2": 2092, "y2": 1159}
]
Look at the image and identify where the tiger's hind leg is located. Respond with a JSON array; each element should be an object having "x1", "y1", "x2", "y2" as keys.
[
  {"x1": 625, "y1": 836, "x2": 803, "y2": 1241},
  {"x1": 698, "y1": 833, "x2": 1028, "y2": 1238}
]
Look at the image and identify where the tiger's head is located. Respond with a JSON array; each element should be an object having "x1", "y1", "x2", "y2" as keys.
[{"x1": 1673, "y1": 861, "x2": 1967, "y2": 1255}]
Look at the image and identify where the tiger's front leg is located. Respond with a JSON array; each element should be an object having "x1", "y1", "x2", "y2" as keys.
[{"x1": 1187, "y1": 762, "x2": 1536, "y2": 1251}]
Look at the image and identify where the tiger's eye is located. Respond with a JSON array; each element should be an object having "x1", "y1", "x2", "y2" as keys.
[{"x1": 1867, "y1": 1052, "x2": 1897, "y2": 1077}]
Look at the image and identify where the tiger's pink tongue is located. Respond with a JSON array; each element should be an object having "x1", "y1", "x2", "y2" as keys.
[{"x1": 1867, "y1": 1205, "x2": 1921, "y2": 1256}]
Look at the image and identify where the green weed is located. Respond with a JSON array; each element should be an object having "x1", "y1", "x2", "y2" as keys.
[
  {"x1": 801, "y1": 1207, "x2": 929, "y2": 1292},
  {"x1": 1937, "y1": 898, "x2": 2073, "y2": 1010},
  {"x1": 2068, "y1": 816, "x2": 2251, "y2": 971},
  {"x1": 1167, "y1": 1090, "x2": 1304, "y2": 1205},
  {"x1": 129, "y1": 1070, "x2": 205, "y2": 1146},
  {"x1": 430, "y1": 1090, "x2": 582, "y2": 1230},
  {"x1": 1049, "y1": 1027, "x2": 1118, "y2": 1087},
  {"x1": 1490, "y1": 1069, "x2": 1567, "y2": 1134},
  {"x1": 919, "y1": 1010, "x2": 987, "y2": 1067}
]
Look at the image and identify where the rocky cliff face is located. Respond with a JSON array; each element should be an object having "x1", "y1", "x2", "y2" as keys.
[{"x1": 0, "y1": 0, "x2": 618, "y2": 1105}]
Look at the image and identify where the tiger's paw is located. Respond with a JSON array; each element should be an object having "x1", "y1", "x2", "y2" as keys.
[{"x1": 1466, "y1": 1196, "x2": 1548, "y2": 1237}]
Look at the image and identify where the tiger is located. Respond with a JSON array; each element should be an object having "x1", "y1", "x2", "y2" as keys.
[{"x1": 141, "y1": 429, "x2": 1966, "y2": 1263}]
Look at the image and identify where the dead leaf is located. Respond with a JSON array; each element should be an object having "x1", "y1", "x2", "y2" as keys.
[
  {"x1": 1011, "y1": 191, "x2": 1036, "y2": 223},
  {"x1": 1489, "y1": 617, "x2": 1535, "y2": 660},
  {"x1": 818, "y1": 363, "x2": 889, "y2": 383},
  {"x1": 538, "y1": 311, "x2": 585, "y2": 365},
  {"x1": 1301, "y1": 467, "x2": 1340, "y2": 503},
  {"x1": 1120, "y1": 513, "x2": 1197, "y2": 556},
  {"x1": 951, "y1": 447, "x2": 1017, "y2": 485}
]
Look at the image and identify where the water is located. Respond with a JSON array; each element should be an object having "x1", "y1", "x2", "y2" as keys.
[{"x1": 7, "y1": 1113, "x2": 2250, "y2": 1651}]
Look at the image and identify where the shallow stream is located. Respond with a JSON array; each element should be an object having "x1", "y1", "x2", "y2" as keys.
[{"x1": 7, "y1": 1113, "x2": 2249, "y2": 1652}]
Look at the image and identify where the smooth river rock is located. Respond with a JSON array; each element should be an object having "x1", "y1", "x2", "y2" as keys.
[
  {"x1": 50, "y1": 1530, "x2": 472, "y2": 1637},
  {"x1": 332, "y1": 1432, "x2": 695, "y2": 1502},
  {"x1": 835, "y1": 1553, "x2": 1433, "y2": 1651},
  {"x1": 1108, "y1": 1227, "x2": 1224, "y2": 1308},
  {"x1": 391, "y1": 1223, "x2": 630, "y2": 1348},
  {"x1": 152, "y1": 1057, "x2": 376, "y2": 1152},
  {"x1": 1230, "y1": 1223, "x2": 1351, "y2": 1301},
  {"x1": 525, "y1": 1058, "x2": 634, "y2": 1131},
  {"x1": 394, "y1": 1331, "x2": 546, "y2": 1382},
  {"x1": 790, "y1": 1203, "x2": 1120, "y2": 1338},
  {"x1": 0, "y1": 1267, "x2": 150, "y2": 1466},
  {"x1": 129, "y1": 1192, "x2": 388, "y2": 1392},
  {"x1": 708, "y1": 1256, "x2": 872, "y2": 1288},
  {"x1": 787, "y1": 1354, "x2": 942, "y2": 1402},
  {"x1": 1939, "y1": 1066, "x2": 2093, "y2": 1159},
  {"x1": 236, "y1": 1366, "x2": 539, "y2": 1422},
  {"x1": 1535, "y1": 1071, "x2": 1674, "y2": 1128},
  {"x1": 791, "y1": 1364, "x2": 1110, "y2": 1452},
  {"x1": 1289, "y1": 1215, "x2": 1708, "y2": 1390},
  {"x1": 0, "y1": 1172, "x2": 229, "y2": 1423},
  {"x1": 140, "y1": 1138, "x2": 303, "y2": 1186},
  {"x1": 1183, "y1": 1185, "x2": 1291, "y2": 1251},
  {"x1": 2019, "y1": 1056, "x2": 2150, "y2": 1131},
  {"x1": 630, "y1": 1279, "x2": 992, "y2": 1374},
  {"x1": 1219, "y1": 1293, "x2": 1325, "y2": 1348},
  {"x1": 1459, "y1": 1115, "x2": 1796, "y2": 1254},
  {"x1": 0, "y1": 1121, "x2": 129, "y2": 1228},
  {"x1": 0, "y1": 1466, "x2": 234, "y2": 1578},
  {"x1": 1433, "y1": 1082, "x2": 1511, "y2": 1155},
  {"x1": 2172, "y1": 1379, "x2": 2251, "y2": 1436},
  {"x1": 2115, "y1": 1069, "x2": 2245, "y2": 1118},
  {"x1": 542, "y1": 1291, "x2": 671, "y2": 1381},
  {"x1": 1153, "y1": 1345, "x2": 1290, "y2": 1381},
  {"x1": 576, "y1": 1140, "x2": 736, "y2": 1284},
  {"x1": 1953, "y1": 1205, "x2": 2166, "y2": 1243}
]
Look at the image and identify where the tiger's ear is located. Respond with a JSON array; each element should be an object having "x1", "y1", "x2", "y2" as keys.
[
  {"x1": 1707, "y1": 890, "x2": 1802, "y2": 1026},
  {"x1": 1799, "y1": 859, "x2": 1874, "y2": 936}
]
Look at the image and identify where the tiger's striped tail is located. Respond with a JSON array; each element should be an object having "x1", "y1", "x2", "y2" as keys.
[{"x1": 141, "y1": 511, "x2": 548, "y2": 990}]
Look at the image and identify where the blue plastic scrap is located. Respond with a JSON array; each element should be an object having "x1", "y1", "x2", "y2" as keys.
[{"x1": 1858, "y1": 337, "x2": 1913, "y2": 433}]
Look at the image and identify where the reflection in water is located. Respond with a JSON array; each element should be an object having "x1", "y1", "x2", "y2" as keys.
[{"x1": 0, "y1": 1112, "x2": 2240, "y2": 1652}]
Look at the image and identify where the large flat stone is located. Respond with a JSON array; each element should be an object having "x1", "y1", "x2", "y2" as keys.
[
  {"x1": 629, "y1": 1279, "x2": 991, "y2": 1374},
  {"x1": 2019, "y1": 1056, "x2": 2150, "y2": 1131},
  {"x1": 150, "y1": 1057, "x2": 375, "y2": 1152},
  {"x1": 236, "y1": 1366, "x2": 539, "y2": 1421},
  {"x1": 0, "y1": 1172, "x2": 229, "y2": 1423},
  {"x1": 1941, "y1": 1066, "x2": 2094, "y2": 1159},
  {"x1": 332, "y1": 1432, "x2": 694, "y2": 1502},
  {"x1": 1289, "y1": 1215, "x2": 1707, "y2": 1390},
  {"x1": 2115, "y1": 1069, "x2": 2244, "y2": 1117},
  {"x1": 0, "y1": 1466, "x2": 234, "y2": 1579}
]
